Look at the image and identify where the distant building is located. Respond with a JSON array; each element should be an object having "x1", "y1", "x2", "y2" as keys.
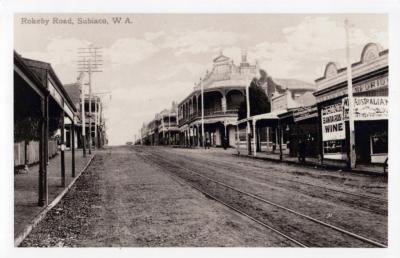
[
  {"x1": 64, "y1": 82, "x2": 108, "y2": 149},
  {"x1": 157, "y1": 102, "x2": 180, "y2": 145},
  {"x1": 140, "y1": 102, "x2": 179, "y2": 146}
]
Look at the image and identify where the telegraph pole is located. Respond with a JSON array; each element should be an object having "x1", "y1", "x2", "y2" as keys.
[
  {"x1": 77, "y1": 71, "x2": 86, "y2": 157},
  {"x1": 94, "y1": 95, "x2": 98, "y2": 148},
  {"x1": 246, "y1": 79, "x2": 251, "y2": 155},
  {"x1": 345, "y1": 19, "x2": 356, "y2": 169},
  {"x1": 201, "y1": 78, "x2": 205, "y2": 148},
  {"x1": 88, "y1": 59, "x2": 92, "y2": 154},
  {"x1": 78, "y1": 45, "x2": 103, "y2": 154}
]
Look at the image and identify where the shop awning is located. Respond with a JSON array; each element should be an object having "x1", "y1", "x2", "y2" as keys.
[{"x1": 237, "y1": 109, "x2": 287, "y2": 125}]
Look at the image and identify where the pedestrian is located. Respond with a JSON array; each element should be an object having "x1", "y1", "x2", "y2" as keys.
[
  {"x1": 205, "y1": 137, "x2": 210, "y2": 149},
  {"x1": 223, "y1": 136, "x2": 228, "y2": 150},
  {"x1": 298, "y1": 138, "x2": 306, "y2": 163}
]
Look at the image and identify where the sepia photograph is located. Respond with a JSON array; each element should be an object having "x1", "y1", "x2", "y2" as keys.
[{"x1": 11, "y1": 11, "x2": 390, "y2": 250}]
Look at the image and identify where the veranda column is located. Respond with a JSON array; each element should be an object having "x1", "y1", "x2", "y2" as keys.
[
  {"x1": 197, "y1": 124, "x2": 200, "y2": 147},
  {"x1": 61, "y1": 108, "x2": 66, "y2": 187},
  {"x1": 71, "y1": 117, "x2": 76, "y2": 177},
  {"x1": 253, "y1": 119, "x2": 257, "y2": 157},
  {"x1": 38, "y1": 96, "x2": 48, "y2": 206},
  {"x1": 278, "y1": 121, "x2": 283, "y2": 161},
  {"x1": 235, "y1": 124, "x2": 239, "y2": 153}
]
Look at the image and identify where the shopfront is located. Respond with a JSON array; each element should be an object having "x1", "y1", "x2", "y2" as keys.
[
  {"x1": 314, "y1": 43, "x2": 388, "y2": 166},
  {"x1": 293, "y1": 105, "x2": 320, "y2": 159},
  {"x1": 277, "y1": 105, "x2": 320, "y2": 159},
  {"x1": 350, "y1": 96, "x2": 388, "y2": 163}
]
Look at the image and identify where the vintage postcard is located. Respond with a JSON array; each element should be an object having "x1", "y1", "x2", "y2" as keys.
[{"x1": 3, "y1": 1, "x2": 399, "y2": 257}]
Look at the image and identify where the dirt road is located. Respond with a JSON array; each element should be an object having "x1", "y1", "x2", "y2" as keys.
[
  {"x1": 20, "y1": 146, "x2": 298, "y2": 247},
  {"x1": 133, "y1": 146, "x2": 388, "y2": 247}
]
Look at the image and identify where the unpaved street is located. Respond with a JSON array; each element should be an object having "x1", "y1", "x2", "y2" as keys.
[
  {"x1": 134, "y1": 146, "x2": 388, "y2": 247},
  {"x1": 21, "y1": 146, "x2": 298, "y2": 247}
]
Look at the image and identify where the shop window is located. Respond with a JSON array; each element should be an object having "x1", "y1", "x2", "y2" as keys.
[
  {"x1": 323, "y1": 140, "x2": 344, "y2": 154},
  {"x1": 371, "y1": 131, "x2": 388, "y2": 154}
]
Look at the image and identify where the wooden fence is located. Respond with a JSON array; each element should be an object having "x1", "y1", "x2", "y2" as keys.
[{"x1": 14, "y1": 140, "x2": 58, "y2": 167}]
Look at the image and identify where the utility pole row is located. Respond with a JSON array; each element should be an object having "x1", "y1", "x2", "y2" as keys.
[{"x1": 77, "y1": 45, "x2": 103, "y2": 155}]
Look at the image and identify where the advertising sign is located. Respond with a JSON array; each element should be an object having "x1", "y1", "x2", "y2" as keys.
[
  {"x1": 343, "y1": 96, "x2": 388, "y2": 121},
  {"x1": 293, "y1": 106, "x2": 318, "y2": 122},
  {"x1": 321, "y1": 103, "x2": 345, "y2": 141},
  {"x1": 354, "y1": 97, "x2": 388, "y2": 120},
  {"x1": 353, "y1": 76, "x2": 388, "y2": 94}
]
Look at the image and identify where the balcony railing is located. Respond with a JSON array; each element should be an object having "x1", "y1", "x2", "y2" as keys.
[
  {"x1": 158, "y1": 122, "x2": 178, "y2": 130},
  {"x1": 178, "y1": 108, "x2": 238, "y2": 126}
]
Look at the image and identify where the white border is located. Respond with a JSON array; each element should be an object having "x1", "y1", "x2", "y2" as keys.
[{"x1": 1, "y1": 1, "x2": 399, "y2": 258}]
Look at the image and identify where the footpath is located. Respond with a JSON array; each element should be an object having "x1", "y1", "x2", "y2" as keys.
[
  {"x1": 233, "y1": 148, "x2": 386, "y2": 175},
  {"x1": 14, "y1": 150, "x2": 94, "y2": 244},
  {"x1": 172, "y1": 145, "x2": 386, "y2": 174}
]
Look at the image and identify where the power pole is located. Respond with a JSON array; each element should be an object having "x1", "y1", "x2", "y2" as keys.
[
  {"x1": 246, "y1": 79, "x2": 251, "y2": 155},
  {"x1": 88, "y1": 59, "x2": 92, "y2": 154},
  {"x1": 78, "y1": 45, "x2": 103, "y2": 154},
  {"x1": 345, "y1": 19, "x2": 356, "y2": 169},
  {"x1": 94, "y1": 96, "x2": 98, "y2": 148},
  {"x1": 201, "y1": 78, "x2": 205, "y2": 148},
  {"x1": 77, "y1": 71, "x2": 86, "y2": 157}
]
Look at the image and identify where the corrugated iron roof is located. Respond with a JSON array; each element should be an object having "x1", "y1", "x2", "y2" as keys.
[
  {"x1": 63, "y1": 83, "x2": 81, "y2": 107},
  {"x1": 273, "y1": 78, "x2": 315, "y2": 91}
]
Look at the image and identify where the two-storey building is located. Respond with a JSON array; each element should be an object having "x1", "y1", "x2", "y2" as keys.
[
  {"x1": 178, "y1": 51, "x2": 257, "y2": 148},
  {"x1": 64, "y1": 83, "x2": 108, "y2": 149},
  {"x1": 157, "y1": 102, "x2": 180, "y2": 145}
]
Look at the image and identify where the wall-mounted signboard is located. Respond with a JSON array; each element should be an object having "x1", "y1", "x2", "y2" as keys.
[
  {"x1": 353, "y1": 75, "x2": 388, "y2": 94},
  {"x1": 321, "y1": 102, "x2": 345, "y2": 141},
  {"x1": 293, "y1": 105, "x2": 318, "y2": 122},
  {"x1": 343, "y1": 96, "x2": 388, "y2": 121}
]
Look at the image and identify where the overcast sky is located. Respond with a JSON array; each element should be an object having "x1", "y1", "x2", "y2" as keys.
[{"x1": 14, "y1": 14, "x2": 387, "y2": 145}]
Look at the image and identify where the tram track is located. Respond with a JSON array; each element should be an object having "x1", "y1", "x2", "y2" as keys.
[
  {"x1": 164, "y1": 149, "x2": 387, "y2": 202},
  {"x1": 133, "y1": 148, "x2": 307, "y2": 247},
  {"x1": 148, "y1": 148, "x2": 387, "y2": 216},
  {"x1": 133, "y1": 147, "x2": 387, "y2": 247}
]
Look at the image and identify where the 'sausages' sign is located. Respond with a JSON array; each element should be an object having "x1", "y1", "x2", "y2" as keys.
[{"x1": 321, "y1": 103, "x2": 345, "y2": 141}]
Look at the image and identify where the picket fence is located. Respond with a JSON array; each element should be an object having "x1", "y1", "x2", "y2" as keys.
[{"x1": 14, "y1": 140, "x2": 58, "y2": 167}]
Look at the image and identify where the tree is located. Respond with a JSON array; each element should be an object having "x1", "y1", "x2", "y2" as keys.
[
  {"x1": 238, "y1": 69, "x2": 271, "y2": 120},
  {"x1": 14, "y1": 86, "x2": 42, "y2": 142}
]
